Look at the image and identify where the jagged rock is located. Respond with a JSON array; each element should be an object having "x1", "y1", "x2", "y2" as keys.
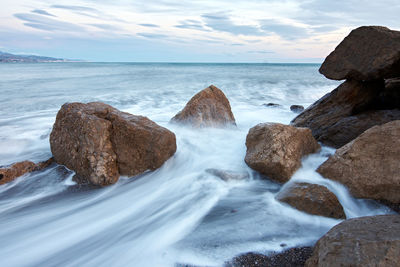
[
  {"x1": 171, "y1": 85, "x2": 236, "y2": 127},
  {"x1": 205, "y1": 168, "x2": 249, "y2": 181},
  {"x1": 244, "y1": 123, "x2": 320, "y2": 183},
  {"x1": 0, "y1": 158, "x2": 54, "y2": 185},
  {"x1": 50, "y1": 102, "x2": 176, "y2": 186},
  {"x1": 276, "y1": 182, "x2": 345, "y2": 219},
  {"x1": 291, "y1": 80, "x2": 400, "y2": 148},
  {"x1": 319, "y1": 26, "x2": 400, "y2": 81},
  {"x1": 317, "y1": 120, "x2": 400, "y2": 205},
  {"x1": 306, "y1": 215, "x2": 400, "y2": 267},
  {"x1": 290, "y1": 105, "x2": 304, "y2": 113}
]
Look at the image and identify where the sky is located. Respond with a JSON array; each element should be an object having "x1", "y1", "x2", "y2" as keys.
[{"x1": 1, "y1": 0, "x2": 399, "y2": 62}]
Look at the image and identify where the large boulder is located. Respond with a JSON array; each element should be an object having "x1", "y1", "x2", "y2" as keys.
[
  {"x1": 171, "y1": 85, "x2": 236, "y2": 127},
  {"x1": 0, "y1": 158, "x2": 54, "y2": 185},
  {"x1": 276, "y1": 182, "x2": 345, "y2": 219},
  {"x1": 245, "y1": 123, "x2": 320, "y2": 183},
  {"x1": 306, "y1": 215, "x2": 400, "y2": 267},
  {"x1": 291, "y1": 80, "x2": 400, "y2": 148},
  {"x1": 317, "y1": 120, "x2": 400, "y2": 205},
  {"x1": 50, "y1": 102, "x2": 176, "y2": 186},
  {"x1": 319, "y1": 26, "x2": 400, "y2": 81}
]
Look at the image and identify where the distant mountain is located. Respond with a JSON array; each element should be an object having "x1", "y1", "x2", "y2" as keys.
[{"x1": 0, "y1": 51, "x2": 73, "y2": 63}]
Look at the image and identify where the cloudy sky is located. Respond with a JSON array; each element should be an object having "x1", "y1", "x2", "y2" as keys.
[{"x1": 1, "y1": 0, "x2": 399, "y2": 62}]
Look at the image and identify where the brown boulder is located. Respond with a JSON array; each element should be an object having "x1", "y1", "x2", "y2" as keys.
[
  {"x1": 319, "y1": 26, "x2": 400, "y2": 81},
  {"x1": 276, "y1": 183, "x2": 345, "y2": 219},
  {"x1": 244, "y1": 123, "x2": 320, "y2": 183},
  {"x1": 171, "y1": 85, "x2": 236, "y2": 127},
  {"x1": 0, "y1": 158, "x2": 54, "y2": 185},
  {"x1": 305, "y1": 215, "x2": 400, "y2": 267},
  {"x1": 291, "y1": 80, "x2": 400, "y2": 148},
  {"x1": 50, "y1": 102, "x2": 176, "y2": 186},
  {"x1": 317, "y1": 120, "x2": 400, "y2": 205}
]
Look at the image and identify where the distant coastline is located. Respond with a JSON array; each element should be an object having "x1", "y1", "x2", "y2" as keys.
[{"x1": 0, "y1": 51, "x2": 79, "y2": 63}]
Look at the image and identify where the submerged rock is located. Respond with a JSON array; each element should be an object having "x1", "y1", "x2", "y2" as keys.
[
  {"x1": 226, "y1": 247, "x2": 313, "y2": 267},
  {"x1": 205, "y1": 168, "x2": 249, "y2": 181},
  {"x1": 50, "y1": 102, "x2": 176, "y2": 186},
  {"x1": 263, "y1": 103, "x2": 281, "y2": 108},
  {"x1": 290, "y1": 105, "x2": 304, "y2": 113},
  {"x1": 276, "y1": 182, "x2": 345, "y2": 219},
  {"x1": 319, "y1": 26, "x2": 400, "y2": 81},
  {"x1": 305, "y1": 215, "x2": 400, "y2": 267},
  {"x1": 317, "y1": 120, "x2": 400, "y2": 206},
  {"x1": 244, "y1": 123, "x2": 320, "y2": 183},
  {"x1": 171, "y1": 85, "x2": 236, "y2": 128},
  {"x1": 0, "y1": 158, "x2": 54, "y2": 185}
]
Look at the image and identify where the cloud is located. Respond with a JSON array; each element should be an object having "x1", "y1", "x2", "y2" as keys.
[
  {"x1": 202, "y1": 13, "x2": 264, "y2": 36},
  {"x1": 31, "y1": 9, "x2": 56, "y2": 17},
  {"x1": 138, "y1": 24, "x2": 160, "y2": 28},
  {"x1": 14, "y1": 13, "x2": 84, "y2": 32},
  {"x1": 260, "y1": 19, "x2": 309, "y2": 40},
  {"x1": 137, "y1": 33, "x2": 169, "y2": 39}
]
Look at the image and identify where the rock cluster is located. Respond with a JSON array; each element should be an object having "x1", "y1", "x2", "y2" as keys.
[
  {"x1": 0, "y1": 158, "x2": 54, "y2": 185},
  {"x1": 171, "y1": 85, "x2": 236, "y2": 128},
  {"x1": 292, "y1": 26, "x2": 400, "y2": 148},
  {"x1": 245, "y1": 123, "x2": 320, "y2": 183},
  {"x1": 50, "y1": 102, "x2": 176, "y2": 186}
]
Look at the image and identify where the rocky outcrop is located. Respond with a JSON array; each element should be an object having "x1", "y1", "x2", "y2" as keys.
[
  {"x1": 290, "y1": 105, "x2": 304, "y2": 113},
  {"x1": 317, "y1": 120, "x2": 400, "y2": 205},
  {"x1": 50, "y1": 102, "x2": 176, "y2": 186},
  {"x1": 0, "y1": 158, "x2": 54, "y2": 185},
  {"x1": 276, "y1": 183, "x2": 345, "y2": 219},
  {"x1": 226, "y1": 247, "x2": 313, "y2": 267},
  {"x1": 319, "y1": 26, "x2": 400, "y2": 81},
  {"x1": 306, "y1": 215, "x2": 400, "y2": 267},
  {"x1": 171, "y1": 85, "x2": 236, "y2": 127},
  {"x1": 205, "y1": 168, "x2": 249, "y2": 181},
  {"x1": 244, "y1": 123, "x2": 320, "y2": 183}
]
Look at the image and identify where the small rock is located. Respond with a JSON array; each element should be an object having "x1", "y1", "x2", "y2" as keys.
[
  {"x1": 263, "y1": 103, "x2": 281, "y2": 108},
  {"x1": 205, "y1": 168, "x2": 249, "y2": 181},
  {"x1": 171, "y1": 85, "x2": 236, "y2": 128},
  {"x1": 276, "y1": 182, "x2": 345, "y2": 219},
  {"x1": 0, "y1": 158, "x2": 54, "y2": 185},
  {"x1": 290, "y1": 105, "x2": 304, "y2": 113},
  {"x1": 305, "y1": 215, "x2": 400, "y2": 266},
  {"x1": 245, "y1": 123, "x2": 320, "y2": 183}
]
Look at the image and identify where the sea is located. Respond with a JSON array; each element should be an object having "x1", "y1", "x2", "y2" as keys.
[{"x1": 0, "y1": 63, "x2": 392, "y2": 267}]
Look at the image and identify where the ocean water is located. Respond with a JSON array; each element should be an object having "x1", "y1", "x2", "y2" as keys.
[{"x1": 0, "y1": 63, "x2": 392, "y2": 267}]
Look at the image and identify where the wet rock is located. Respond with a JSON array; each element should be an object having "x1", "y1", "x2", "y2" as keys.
[
  {"x1": 305, "y1": 215, "x2": 400, "y2": 267},
  {"x1": 50, "y1": 102, "x2": 176, "y2": 186},
  {"x1": 290, "y1": 105, "x2": 304, "y2": 113},
  {"x1": 245, "y1": 123, "x2": 320, "y2": 183},
  {"x1": 171, "y1": 85, "x2": 236, "y2": 127},
  {"x1": 319, "y1": 26, "x2": 400, "y2": 81},
  {"x1": 291, "y1": 79, "x2": 400, "y2": 148},
  {"x1": 276, "y1": 182, "x2": 345, "y2": 219},
  {"x1": 0, "y1": 158, "x2": 54, "y2": 185},
  {"x1": 263, "y1": 103, "x2": 281, "y2": 108},
  {"x1": 205, "y1": 168, "x2": 249, "y2": 181},
  {"x1": 226, "y1": 247, "x2": 313, "y2": 267},
  {"x1": 317, "y1": 120, "x2": 400, "y2": 205}
]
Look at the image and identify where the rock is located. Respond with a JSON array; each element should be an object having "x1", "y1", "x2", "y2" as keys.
[
  {"x1": 226, "y1": 247, "x2": 313, "y2": 267},
  {"x1": 50, "y1": 102, "x2": 176, "y2": 186},
  {"x1": 291, "y1": 79, "x2": 400, "y2": 148},
  {"x1": 205, "y1": 168, "x2": 249, "y2": 181},
  {"x1": 244, "y1": 123, "x2": 320, "y2": 183},
  {"x1": 319, "y1": 26, "x2": 400, "y2": 81},
  {"x1": 263, "y1": 103, "x2": 281, "y2": 108},
  {"x1": 276, "y1": 182, "x2": 345, "y2": 219},
  {"x1": 290, "y1": 105, "x2": 304, "y2": 113},
  {"x1": 317, "y1": 120, "x2": 400, "y2": 205},
  {"x1": 305, "y1": 215, "x2": 400, "y2": 267},
  {"x1": 0, "y1": 158, "x2": 54, "y2": 185},
  {"x1": 171, "y1": 85, "x2": 236, "y2": 127}
]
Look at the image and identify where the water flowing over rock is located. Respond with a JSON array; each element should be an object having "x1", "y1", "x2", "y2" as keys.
[
  {"x1": 205, "y1": 168, "x2": 249, "y2": 181},
  {"x1": 276, "y1": 182, "x2": 345, "y2": 219},
  {"x1": 50, "y1": 102, "x2": 176, "y2": 186},
  {"x1": 319, "y1": 26, "x2": 400, "y2": 81},
  {"x1": 244, "y1": 123, "x2": 320, "y2": 183},
  {"x1": 171, "y1": 85, "x2": 236, "y2": 127},
  {"x1": 290, "y1": 105, "x2": 304, "y2": 113},
  {"x1": 317, "y1": 120, "x2": 400, "y2": 205},
  {"x1": 305, "y1": 215, "x2": 400, "y2": 267},
  {"x1": 0, "y1": 158, "x2": 54, "y2": 185}
]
